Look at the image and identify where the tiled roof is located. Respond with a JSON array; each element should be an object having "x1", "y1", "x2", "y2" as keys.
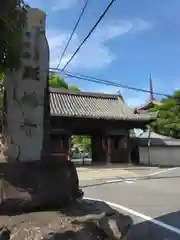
[
  {"x1": 49, "y1": 88, "x2": 157, "y2": 121},
  {"x1": 139, "y1": 130, "x2": 180, "y2": 146},
  {"x1": 137, "y1": 99, "x2": 162, "y2": 111},
  {"x1": 139, "y1": 130, "x2": 172, "y2": 139}
]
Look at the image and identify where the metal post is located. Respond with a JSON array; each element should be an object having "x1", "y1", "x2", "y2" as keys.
[
  {"x1": 68, "y1": 136, "x2": 71, "y2": 161},
  {"x1": 107, "y1": 136, "x2": 111, "y2": 164},
  {"x1": 127, "y1": 132, "x2": 132, "y2": 165},
  {"x1": 147, "y1": 127, "x2": 151, "y2": 165},
  {"x1": 82, "y1": 151, "x2": 85, "y2": 165}
]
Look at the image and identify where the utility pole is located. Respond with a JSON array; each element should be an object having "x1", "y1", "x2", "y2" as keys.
[
  {"x1": 149, "y1": 74, "x2": 154, "y2": 102},
  {"x1": 147, "y1": 126, "x2": 151, "y2": 165}
]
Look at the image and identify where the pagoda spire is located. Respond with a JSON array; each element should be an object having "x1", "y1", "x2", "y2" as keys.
[{"x1": 149, "y1": 74, "x2": 154, "y2": 101}]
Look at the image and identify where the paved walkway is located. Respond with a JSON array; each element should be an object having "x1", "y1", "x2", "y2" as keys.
[{"x1": 77, "y1": 165, "x2": 138, "y2": 180}]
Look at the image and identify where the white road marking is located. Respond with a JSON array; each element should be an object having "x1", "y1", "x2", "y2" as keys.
[
  {"x1": 146, "y1": 167, "x2": 178, "y2": 177},
  {"x1": 84, "y1": 197, "x2": 180, "y2": 235},
  {"x1": 106, "y1": 179, "x2": 123, "y2": 183},
  {"x1": 124, "y1": 180, "x2": 134, "y2": 184},
  {"x1": 106, "y1": 178, "x2": 136, "y2": 184},
  {"x1": 105, "y1": 167, "x2": 179, "y2": 184}
]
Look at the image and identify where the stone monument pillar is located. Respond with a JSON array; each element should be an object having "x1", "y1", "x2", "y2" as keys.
[
  {"x1": 0, "y1": 8, "x2": 82, "y2": 213},
  {"x1": 4, "y1": 8, "x2": 49, "y2": 161}
]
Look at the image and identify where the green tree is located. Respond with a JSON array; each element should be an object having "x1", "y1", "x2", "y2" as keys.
[
  {"x1": 49, "y1": 74, "x2": 69, "y2": 89},
  {"x1": 72, "y1": 136, "x2": 91, "y2": 153},
  {"x1": 150, "y1": 90, "x2": 180, "y2": 138},
  {"x1": 0, "y1": 72, "x2": 4, "y2": 80},
  {"x1": 69, "y1": 85, "x2": 80, "y2": 91},
  {"x1": 0, "y1": 0, "x2": 28, "y2": 72},
  {"x1": 49, "y1": 74, "x2": 81, "y2": 92}
]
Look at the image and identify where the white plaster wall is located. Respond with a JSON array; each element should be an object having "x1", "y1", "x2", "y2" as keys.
[
  {"x1": 4, "y1": 8, "x2": 49, "y2": 161},
  {"x1": 139, "y1": 147, "x2": 180, "y2": 166}
]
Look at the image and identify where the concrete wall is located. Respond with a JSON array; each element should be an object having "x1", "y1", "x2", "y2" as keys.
[
  {"x1": 139, "y1": 146, "x2": 180, "y2": 166},
  {"x1": 4, "y1": 8, "x2": 49, "y2": 161}
]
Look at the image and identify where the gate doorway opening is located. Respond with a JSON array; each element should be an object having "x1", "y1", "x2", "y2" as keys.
[{"x1": 71, "y1": 135, "x2": 92, "y2": 165}]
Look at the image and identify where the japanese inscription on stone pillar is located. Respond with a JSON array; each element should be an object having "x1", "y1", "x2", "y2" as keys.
[{"x1": 5, "y1": 8, "x2": 49, "y2": 161}]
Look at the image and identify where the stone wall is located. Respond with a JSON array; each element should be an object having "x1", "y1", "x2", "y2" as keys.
[{"x1": 4, "y1": 8, "x2": 49, "y2": 162}]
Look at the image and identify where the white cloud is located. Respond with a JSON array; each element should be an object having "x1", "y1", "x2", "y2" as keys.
[
  {"x1": 52, "y1": 0, "x2": 78, "y2": 11},
  {"x1": 47, "y1": 19, "x2": 151, "y2": 71},
  {"x1": 132, "y1": 19, "x2": 152, "y2": 31}
]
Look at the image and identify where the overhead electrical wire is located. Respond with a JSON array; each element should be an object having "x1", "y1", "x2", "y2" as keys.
[
  {"x1": 56, "y1": 0, "x2": 89, "y2": 69},
  {"x1": 60, "y1": 0, "x2": 117, "y2": 72},
  {"x1": 50, "y1": 67, "x2": 178, "y2": 100},
  {"x1": 64, "y1": 72, "x2": 172, "y2": 98}
]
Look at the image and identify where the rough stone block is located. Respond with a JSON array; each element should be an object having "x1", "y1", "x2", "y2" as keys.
[{"x1": 0, "y1": 160, "x2": 82, "y2": 214}]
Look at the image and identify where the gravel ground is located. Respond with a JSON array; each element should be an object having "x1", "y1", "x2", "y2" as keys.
[{"x1": 0, "y1": 202, "x2": 105, "y2": 240}]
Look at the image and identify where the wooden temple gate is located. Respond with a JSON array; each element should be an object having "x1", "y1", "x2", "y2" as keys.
[
  {"x1": 50, "y1": 133, "x2": 131, "y2": 164},
  {"x1": 49, "y1": 117, "x2": 144, "y2": 164},
  {"x1": 49, "y1": 88, "x2": 156, "y2": 164}
]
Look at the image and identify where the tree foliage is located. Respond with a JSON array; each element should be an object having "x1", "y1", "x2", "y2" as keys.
[
  {"x1": 72, "y1": 136, "x2": 91, "y2": 153},
  {"x1": 150, "y1": 90, "x2": 180, "y2": 138},
  {"x1": 0, "y1": 0, "x2": 28, "y2": 72},
  {"x1": 49, "y1": 74, "x2": 80, "y2": 92},
  {"x1": 69, "y1": 85, "x2": 80, "y2": 92},
  {"x1": 0, "y1": 72, "x2": 4, "y2": 81},
  {"x1": 49, "y1": 74, "x2": 69, "y2": 89}
]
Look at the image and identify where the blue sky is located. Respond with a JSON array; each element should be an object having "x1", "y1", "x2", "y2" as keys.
[{"x1": 26, "y1": 0, "x2": 180, "y2": 107}]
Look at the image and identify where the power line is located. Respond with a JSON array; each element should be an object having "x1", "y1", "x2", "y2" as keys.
[
  {"x1": 65, "y1": 72, "x2": 170, "y2": 97},
  {"x1": 60, "y1": 0, "x2": 117, "y2": 72},
  {"x1": 50, "y1": 67, "x2": 174, "y2": 99},
  {"x1": 56, "y1": 0, "x2": 89, "y2": 69}
]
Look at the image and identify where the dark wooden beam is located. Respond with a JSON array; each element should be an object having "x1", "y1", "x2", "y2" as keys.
[{"x1": 50, "y1": 116, "x2": 150, "y2": 135}]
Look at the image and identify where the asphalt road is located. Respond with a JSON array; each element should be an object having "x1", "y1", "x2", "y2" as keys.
[{"x1": 80, "y1": 167, "x2": 180, "y2": 239}]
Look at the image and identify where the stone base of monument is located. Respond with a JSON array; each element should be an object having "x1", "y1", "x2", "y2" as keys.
[
  {"x1": 0, "y1": 160, "x2": 83, "y2": 214},
  {"x1": 0, "y1": 199, "x2": 133, "y2": 240}
]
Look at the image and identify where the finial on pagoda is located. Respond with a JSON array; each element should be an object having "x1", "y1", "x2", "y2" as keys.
[{"x1": 149, "y1": 74, "x2": 154, "y2": 101}]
